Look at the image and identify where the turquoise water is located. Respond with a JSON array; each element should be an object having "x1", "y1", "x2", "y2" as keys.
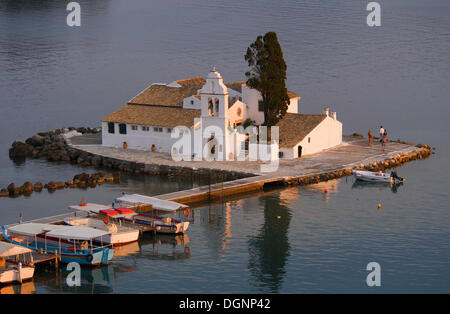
[{"x1": 0, "y1": 0, "x2": 449, "y2": 293}]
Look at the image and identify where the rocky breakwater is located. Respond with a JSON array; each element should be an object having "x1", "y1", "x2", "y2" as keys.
[
  {"x1": 284, "y1": 144, "x2": 433, "y2": 186},
  {"x1": 0, "y1": 171, "x2": 120, "y2": 198},
  {"x1": 8, "y1": 127, "x2": 252, "y2": 182},
  {"x1": 8, "y1": 127, "x2": 101, "y2": 163}
]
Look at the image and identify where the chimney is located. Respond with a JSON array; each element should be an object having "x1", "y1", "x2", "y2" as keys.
[
  {"x1": 323, "y1": 107, "x2": 329, "y2": 116},
  {"x1": 332, "y1": 112, "x2": 337, "y2": 120}
]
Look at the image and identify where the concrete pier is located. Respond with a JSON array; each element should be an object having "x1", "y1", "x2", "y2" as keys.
[{"x1": 68, "y1": 135, "x2": 432, "y2": 206}]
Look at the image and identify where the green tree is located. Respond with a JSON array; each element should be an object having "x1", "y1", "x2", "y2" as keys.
[{"x1": 245, "y1": 32, "x2": 289, "y2": 127}]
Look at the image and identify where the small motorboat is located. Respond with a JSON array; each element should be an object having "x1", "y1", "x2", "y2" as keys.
[
  {"x1": 353, "y1": 170, "x2": 405, "y2": 183},
  {"x1": 0, "y1": 242, "x2": 35, "y2": 284},
  {"x1": 63, "y1": 216, "x2": 140, "y2": 246},
  {"x1": 2, "y1": 223, "x2": 114, "y2": 266}
]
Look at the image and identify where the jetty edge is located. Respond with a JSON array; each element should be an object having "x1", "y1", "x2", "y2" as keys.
[{"x1": 156, "y1": 144, "x2": 432, "y2": 205}]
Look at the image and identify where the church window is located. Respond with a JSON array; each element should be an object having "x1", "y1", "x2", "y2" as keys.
[
  {"x1": 208, "y1": 99, "x2": 214, "y2": 116},
  {"x1": 108, "y1": 122, "x2": 115, "y2": 134},
  {"x1": 258, "y1": 100, "x2": 264, "y2": 112},
  {"x1": 119, "y1": 123, "x2": 127, "y2": 134},
  {"x1": 215, "y1": 99, "x2": 219, "y2": 114}
]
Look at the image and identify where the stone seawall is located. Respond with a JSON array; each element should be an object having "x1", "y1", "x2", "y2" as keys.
[
  {"x1": 157, "y1": 145, "x2": 433, "y2": 206},
  {"x1": 284, "y1": 145, "x2": 432, "y2": 186}
]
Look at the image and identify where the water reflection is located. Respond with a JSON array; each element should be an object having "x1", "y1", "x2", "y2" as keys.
[
  {"x1": 138, "y1": 233, "x2": 191, "y2": 261},
  {"x1": 0, "y1": 280, "x2": 35, "y2": 294},
  {"x1": 352, "y1": 180, "x2": 404, "y2": 193},
  {"x1": 304, "y1": 179, "x2": 341, "y2": 203},
  {"x1": 247, "y1": 194, "x2": 292, "y2": 293},
  {"x1": 113, "y1": 241, "x2": 140, "y2": 257},
  {"x1": 31, "y1": 264, "x2": 116, "y2": 294}
]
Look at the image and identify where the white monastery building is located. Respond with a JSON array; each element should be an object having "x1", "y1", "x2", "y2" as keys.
[{"x1": 102, "y1": 68, "x2": 342, "y2": 160}]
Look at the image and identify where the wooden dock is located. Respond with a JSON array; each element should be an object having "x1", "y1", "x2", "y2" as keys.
[
  {"x1": 28, "y1": 252, "x2": 58, "y2": 266},
  {"x1": 10, "y1": 211, "x2": 88, "y2": 226}
]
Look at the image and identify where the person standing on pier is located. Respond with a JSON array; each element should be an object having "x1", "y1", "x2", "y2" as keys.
[
  {"x1": 368, "y1": 129, "x2": 373, "y2": 146},
  {"x1": 379, "y1": 126, "x2": 385, "y2": 138},
  {"x1": 380, "y1": 131, "x2": 387, "y2": 151}
]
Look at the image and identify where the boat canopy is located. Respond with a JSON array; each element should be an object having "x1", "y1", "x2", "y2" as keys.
[
  {"x1": 68, "y1": 203, "x2": 111, "y2": 213},
  {"x1": 0, "y1": 241, "x2": 33, "y2": 257},
  {"x1": 115, "y1": 194, "x2": 187, "y2": 212},
  {"x1": 7, "y1": 223, "x2": 64, "y2": 237},
  {"x1": 45, "y1": 226, "x2": 110, "y2": 240}
]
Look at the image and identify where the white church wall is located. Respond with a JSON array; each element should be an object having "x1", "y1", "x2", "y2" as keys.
[
  {"x1": 290, "y1": 115, "x2": 342, "y2": 158},
  {"x1": 287, "y1": 97, "x2": 300, "y2": 113},
  {"x1": 242, "y1": 85, "x2": 264, "y2": 125},
  {"x1": 242, "y1": 85, "x2": 300, "y2": 124},
  {"x1": 102, "y1": 122, "x2": 189, "y2": 153},
  {"x1": 227, "y1": 101, "x2": 245, "y2": 126}
]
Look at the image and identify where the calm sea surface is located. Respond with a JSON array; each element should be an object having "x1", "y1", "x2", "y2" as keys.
[{"x1": 0, "y1": 0, "x2": 449, "y2": 293}]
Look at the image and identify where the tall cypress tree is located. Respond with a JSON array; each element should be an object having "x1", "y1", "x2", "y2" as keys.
[{"x1": 245, "y1": 32, "x2": 289, "y2": 127}]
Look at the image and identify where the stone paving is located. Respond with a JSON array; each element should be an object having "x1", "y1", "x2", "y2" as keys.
[{"x1": 69, "y1": 134, "x2": 419, "y2": 177}]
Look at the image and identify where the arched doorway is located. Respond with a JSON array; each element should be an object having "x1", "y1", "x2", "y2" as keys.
[{"x1": 297, "y1": 145, "x2": 302, "y2": 158}]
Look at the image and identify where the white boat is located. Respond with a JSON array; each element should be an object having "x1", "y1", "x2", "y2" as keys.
[
  {"x1": 353, "y1": 170, "x2": 404, "y2": 183},
  {"x1": 63, "y1": 216, "x2": 140, "y2": 246},
  {"x1": 0, "y1": 242, "x2": 35, "y2": 284},
  {"x1": 114, "y1": 194, "x2": 188, "y2": 212}
]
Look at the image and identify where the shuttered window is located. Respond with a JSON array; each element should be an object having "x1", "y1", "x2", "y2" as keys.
[
  {"x1": 258, "y1": 100, "x2": 264, "y2": 112},
  {"x1": 108, "y1": 122, "x2": 115, "y2": 134},
  {"x1": 119, "y1": 123, "x2": 127, "y2": 134}
]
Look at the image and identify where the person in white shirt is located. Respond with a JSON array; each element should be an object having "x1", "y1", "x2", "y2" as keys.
[{"x1": 379, "y1": 126, "x2": 385, "y2": 138}]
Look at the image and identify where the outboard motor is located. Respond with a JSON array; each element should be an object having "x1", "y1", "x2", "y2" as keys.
[{"x1": 390, "y1": 171, "x2": 404, "y2": 182}]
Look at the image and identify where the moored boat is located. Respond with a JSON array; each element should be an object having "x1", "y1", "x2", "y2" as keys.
[
  {"x1": 114, "y1": 194, "x2": 188, "y2": 212},
  {"x1": 121, "y1": 212, "x2": 190, "y2": 234},
  {"x1": 353, "y1": 170, "x2": 405, "y2": 183},
  {"x1": 0, "y1": 242, "x2": 35, "y2": 284},
  {"x1": 2, "y1": 223, "x2": 114, "y2": 266},
  {"x1": 63, "y1": 216, "x2": 140, "y2": 246},
  {"x1": 69, "y1": 202, "x2": 190, "y2": 234}
]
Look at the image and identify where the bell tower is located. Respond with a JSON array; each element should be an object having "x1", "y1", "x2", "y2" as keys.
[
  {"x1": 200, "y1": 67, "x2": 229, "y2": 118},
  {"x1": 199, "y1": 68, "x2": 230, "y2": 160}
]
